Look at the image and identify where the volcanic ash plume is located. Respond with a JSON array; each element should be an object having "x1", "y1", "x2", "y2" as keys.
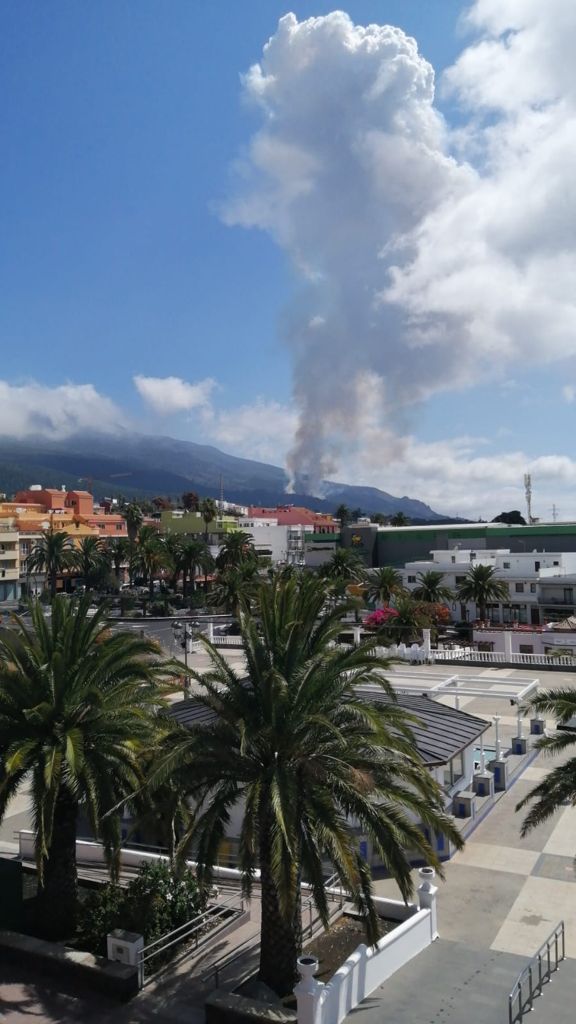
[{"x1": 222, "y1": 6, "x2": 576, "y2": 491}]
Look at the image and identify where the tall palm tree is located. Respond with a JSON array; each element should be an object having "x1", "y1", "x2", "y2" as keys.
[
  {"x1": 516, "y1": 688, "x2": 576, "y2": 836},
  {"x1": 180, "y1": 537, "x2": 213, "y2": 598},
  {"x1": 390, "y1": 512, "x2": 410, "y2": 526},
  {"x1": 412, "y1": 570, "x2": 453, "y2": 604},
  {"x1": 27, "y1": 526, "x2": 76, "y2": 599},
  {"x1": 456, "y1": 564, "x2": 509, "y2": 621},
  {"x1": 153, "y1": 576, "x2": 462, "y2": 995},
  {"x1": 335, "y1": 503, "x2": 351, "y2": 526},
  {"x1": 73, "y1": 536, "x2": 107, "y2": 590},
  {"x1": 128, "y1": 729, "x2": 194, "y2": 865},
  {"x1": 211, "y1": 562, "x2": 259, "y2": 616},
  {"x1": 0, "y1": 597, "x2": 177, "y2": 939},
  {"x1": 134, "y1": 525, "x2": 165, "y2": 599},
  {"x1": 106, "y1": 537, "x2": 130, "y2": 590},
  {"x1": 122, "y1": 502, "x2": 144, "y2": 545},
  {"x1": 379, "y1": 595, "x2": 432, "y2": 644},
  {"x1": 162, "y1": 534, "x2": 185, "y2": 591},
  {"x1": 216, "y1": 531, "x2": 256, "y2": 571},
  {"x1": 365, "y1": 566, "x2": 405, "y2": 606},
  {"x1": 199, "y1": 498, "x2": 217, "y2": 544},
  {"x1": 320, "y1": 548, "x2": 364, "y2": 583}
]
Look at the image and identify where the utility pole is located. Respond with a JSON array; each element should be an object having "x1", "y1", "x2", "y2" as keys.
[{"x1": 550, "y1": 504, "x2": 559, "y2": 523}]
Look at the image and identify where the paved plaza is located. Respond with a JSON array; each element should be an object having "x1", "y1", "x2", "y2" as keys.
[{"x1": 1, "y1": 660, "x2": 575, "y2": 1021}]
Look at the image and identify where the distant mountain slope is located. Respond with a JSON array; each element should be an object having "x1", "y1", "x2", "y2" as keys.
[{"x1": 0, "y1": 432, "x2": 448, "y2": 520}]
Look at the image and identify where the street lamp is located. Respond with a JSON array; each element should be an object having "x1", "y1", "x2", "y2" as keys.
[{"x1": 172, "y1": 621, "x2": 193, "y2": 697}]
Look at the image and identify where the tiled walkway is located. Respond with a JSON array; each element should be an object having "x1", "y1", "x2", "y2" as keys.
[{"x1": 360, "y1": 690, "x2": 576, "y2": 1022}]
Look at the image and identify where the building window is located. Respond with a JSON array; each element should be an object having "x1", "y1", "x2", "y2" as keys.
[
  {"x1": 503, "y1": 561, "x2": 510, "y2": 569},
  {"x1": 407, "y1": 575, "x2": 416, "y2": 583},
  {"x1": 564, "y1": 588, "x2": 574, "y2": 604},
  {"x1": 443, "y1": 751, "x2": 466, "y2": 790},
  {"x1": 530, "y1": 583, "x2": 536, "y2": 593},
  {"x1": 519, "y1": 644, "x2": 534, "y2": 654},
  {"x1": 455, "y1": 575, "x2": 466, "y2": 585},
  {"x1": 451, "y1": 556, "x2": 456, "y2": 564},
  {"x1": 515, "y1": 583, "x2": 524, "y2": 593},
  {"x1": 534, "y1": 561, "x2": 540, "y2": 571},
  {"x1": 478, "y1": 642, "x2": 494, "y2": 652},
  {"x1": 553, "y1": 561, "x2": 559, "y2": 566}
]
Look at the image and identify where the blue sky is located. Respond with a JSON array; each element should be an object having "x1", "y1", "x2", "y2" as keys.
[{"x1": 1, "y1": 1, "x2": 576, "y2": 518}]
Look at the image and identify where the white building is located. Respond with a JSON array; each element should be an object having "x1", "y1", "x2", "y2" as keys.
[
  {"x1": 401, "y1": 548, "x2": 576, "y2": 626},
  {"x1": 239, "y1": 517, "x2": 312, "y2": 565}
]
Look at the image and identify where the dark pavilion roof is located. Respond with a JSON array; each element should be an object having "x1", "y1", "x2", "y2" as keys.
[{"x1": 169, "y1": 686, "x2": 489, "y2": 768}]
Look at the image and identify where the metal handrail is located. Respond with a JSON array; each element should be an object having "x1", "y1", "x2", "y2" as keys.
[
  {"x1": 508, "y1": 921, "x2": 565, "y2": 1024},
  {"x1": 138, "y1": 891, "x2": 244, "y2": 981}
]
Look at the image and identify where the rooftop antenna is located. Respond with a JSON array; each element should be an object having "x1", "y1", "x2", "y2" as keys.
[
  {"x1": 524, "y1": 473, "x2": 533, "y2": 524},
  {"x1": 219, "y1": 474, "x2": 224, "y2": 505},
  {"x1": 550, "y1": 503, "x2": 559, "y2": 523}
]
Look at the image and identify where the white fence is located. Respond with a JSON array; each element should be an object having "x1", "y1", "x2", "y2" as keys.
[
  {"x1": 17, "y1": 831, "x2": 257, "y2": 883},
  {"x1": 297, "y1": 884, "x2": 438, "y2": 1024},
  {"x1": 374, "y1": 643, "x2": 576, "y2": 669}
]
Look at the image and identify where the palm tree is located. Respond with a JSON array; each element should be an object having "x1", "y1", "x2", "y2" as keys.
[
  {"x1": 27, "y1": 526, "x2": 76, "y2": 599},
  {"x1": 516, "y1": 688, "x2": 576, "y2": 836},
  {"x1": 134, "y1": 525, "x2": 165, "y2": 599},
  {"x1": 216, "y1": 531, "x2": 256, "y2": 571},
  {"x1": 211, "y1": 562, "x2": 259, "y2": 616},
  {"x1": 379, "y1": 595, "x2": 432, "y2": 644},
  {"x1": 199, "y1": 498, "x2": 217, "y2": 543},
  {"x1": 390, "y1": 512, "x2": 409, "y2": 527},
  {"x1": 163, "y1": 534, "x2": 185, "y2": 591},
  {"x1": 335, "y1": 503, "x2": 351, "y2": 526},
  {"x1": 0, "y1": 597, "x2": 177, "y2": 939},
  {"x1": 73, "y1": 536, "x2": 107, "y2": 590},
  {"x1": 106, "y1": 537, "x2": 130, "y2": 590},
  {"x1": 128, "y1": 730, "x2": 194, "y2": 865},
  {"x1": 456, "y1": 564, "x2": 509, "y2": 621},
  {"x1": 180, "y1": 538, "x2": 213, "y2": 598},
  {"x1": 365, "y1": 566, "x2": 405, "y2": 606},
  {"x1": 320, "y1": 548, "x2": 364, "y2": 583},
  {"x1": 153, "y1": 576, "x2": 462, "y2": 995},
  {"x1": 412, "y1": 571, "x2": 453, "y2": 604},
  {"x1": 122, "y1": 502, "x2": 144, "y2": 545}
]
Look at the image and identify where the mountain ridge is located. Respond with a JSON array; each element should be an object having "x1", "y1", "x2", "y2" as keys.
[{"x1": 0, "y1": 431, "x2": 448, "y2": 520}]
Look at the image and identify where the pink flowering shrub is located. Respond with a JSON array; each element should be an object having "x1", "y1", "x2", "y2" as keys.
[{"x1": 364, "y1": 607, "x2": 399, "y2": 629}]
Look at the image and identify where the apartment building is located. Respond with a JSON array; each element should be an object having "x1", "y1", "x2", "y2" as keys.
[
  {"x1": 0, "y1": 525, "x2": 20, "y2": 603},
  {"x1": 401, "y1": 548, "x2": 576, "y2": 625}
]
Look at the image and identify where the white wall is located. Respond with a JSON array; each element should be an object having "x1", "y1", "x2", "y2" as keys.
[{"x1": 310, "y1": 899, "x2": 434, "y2": 1024}]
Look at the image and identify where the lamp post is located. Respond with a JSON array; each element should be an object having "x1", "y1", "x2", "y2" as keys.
[
  {"x1": 172, "y1": 621, "x2": 192, "y2": 696},
  {"x1": 493, "y1": 714, "x2": 502, "y2": 761}
]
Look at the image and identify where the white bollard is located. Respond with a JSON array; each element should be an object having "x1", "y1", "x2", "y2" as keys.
[
  {"x1": 294, "y1": 956, "x2": 324, "y2": 1024},
  {"x1": 417, "y1": 867, "x2": 439, "y2": 941}
]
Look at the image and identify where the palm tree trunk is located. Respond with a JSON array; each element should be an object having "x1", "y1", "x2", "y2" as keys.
[
  {"x1": 36, "y1": 791, "x2": 78, "y2": 939},
  {"x1": 258, "y1": 812, "x2": 302, "y2": 995},
  {"x1": 50, "y1": 569, "x2": 57, "y2": 600}
]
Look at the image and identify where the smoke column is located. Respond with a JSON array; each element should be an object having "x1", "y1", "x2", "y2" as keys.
[{"x1": 222, "y1": 5, "x2": 576, "y2": 492}]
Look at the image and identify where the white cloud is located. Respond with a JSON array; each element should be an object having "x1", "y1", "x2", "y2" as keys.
[
  {"x1": 134, "y1": 375, "x2": 216, "y2": 414},
  {"x1": 200, "y1": 398, "x2": 298, "y2": 465},
  {"x1": 222, "y1": 5, "x2": 576, "y2": 491},
  {"x1": 562, "y1": 385, "x2": 576, "y2": 404},
  {"x1": 0, "y1": 380, "x2": 126, "y2": 439}
]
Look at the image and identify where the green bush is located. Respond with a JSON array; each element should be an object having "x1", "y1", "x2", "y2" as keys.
[{"x1": 77, "y1": 861, "x2": 206, "y2": 959}]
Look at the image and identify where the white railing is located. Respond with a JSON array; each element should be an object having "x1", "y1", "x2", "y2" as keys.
[
  {"x1": 210, "y1": 635, "x2": 243, "y2": 646},
  {"x1": 373, "y1": 643, "x2": 576, "y2": 669},
  {"x1": 312, "y1": 899, "x2": 434, "y2": 1024}
]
